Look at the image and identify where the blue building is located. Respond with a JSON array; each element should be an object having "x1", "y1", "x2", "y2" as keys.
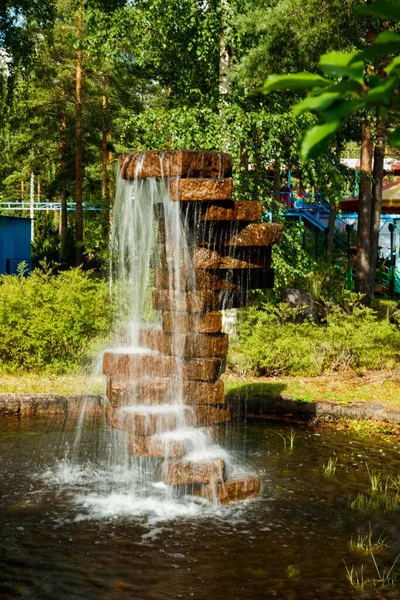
[{"x1": 0, "y1": 215, "x2": 32, "y2": 275}]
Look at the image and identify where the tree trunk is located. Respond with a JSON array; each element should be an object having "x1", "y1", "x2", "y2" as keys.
[
  {"x1": 219, "y1": 0, "x2": 232, "y2": 97},
  {"x1": 101, "y1": 82, "x2": 108, "y2": 239},
  {"x1": 326, "y1": 203, "x2": 337, "y2": 259},
  {"x1": 369, "y1": 117, "x2": 386, "y2": 297},
  {"x1": 272, "y1": 155, "x2": 281, "y2": 221},
  {"x1": 354, "y1": 119, "x2": 373, "y2": 303},
  {"x1": 108, "y1": 134, "x2": 114, "y2": 239},
  {"x1": 60, "y1": 89, "x2": 68, "y2": 263},
  {"x1": 75, "y1": 0, "x2": 84, "y2": 266}
]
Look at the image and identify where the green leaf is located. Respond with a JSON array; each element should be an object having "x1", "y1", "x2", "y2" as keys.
[
  {"x1": 355, "y1": 1, "x2": 400, "y2": 21},
  {"x1": 391, "y1": 127, "x2": 400, "y2": 147},
  {"x1": 385, "y1": 56, "x2": 400, "y2": 75},
  {"x1": 365, "y1": 73, "x2": 399, "y2": 105},
  {"x1": 351, "y1": 31, "x2": 400, "y2": 62},
  {"x1": 320, "y1": 99, "x2": 366, "y2": 123},
  {"x1": 257, "y1": 73, "x2": 331, "y2": 95},
  {"x1": 324, "y1": 80, "x2": 365, "y2": 95},
  {"x1": 301, "y1": 120, "x2": 340, "y2": 161},
  {"x1": 318, "y1": 51, "x2": 364, "y2": 83},
  {"x1": 293, "y1": 92, "x2": 341, "y2": 116}
]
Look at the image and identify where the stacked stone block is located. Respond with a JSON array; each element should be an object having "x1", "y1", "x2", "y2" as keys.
[{"x1": 103, "y1": 150, "x2": 282, "y2": 504}]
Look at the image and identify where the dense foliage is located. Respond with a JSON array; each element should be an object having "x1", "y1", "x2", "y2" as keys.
[
  {"x1": 0, "y1": 0, "x2": 359, "y2": 270},
  {"x1": 0, "y1": 267, "x2": 111, "y2": 372},
  {"x1": 231, "y1": 296, "x2": 400, "y2": 376}
]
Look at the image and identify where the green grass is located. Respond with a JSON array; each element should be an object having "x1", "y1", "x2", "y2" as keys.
[
  {"x1": 223, "y1": 371, "x2": 400, "y2": 408},
  {"x1": 0, "y1": 374, "x2": 104, "y2": 396},
  {"x1": 344, "y1": 554, "x2": 399, "y2": 592},
  {"x1": 350, "y1": 523, "x2": 386, "y2": 553},
  {"x1": 279, "y1": 430, "x2": 296, "y2": 450},
  {"x1": 366, "y1": 463, "x2": 383, "y2": 493},
  {"x1": 323, "y1": 455, "x2": 338, "y2": 476}
]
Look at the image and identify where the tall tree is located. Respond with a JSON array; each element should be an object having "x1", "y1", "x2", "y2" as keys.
[
  {"x1": 257, "y1": 0, "x2": 400, "y2": 302},
  {"x1": 75, "y1": 0, "x2": 84, "y2": 266}
]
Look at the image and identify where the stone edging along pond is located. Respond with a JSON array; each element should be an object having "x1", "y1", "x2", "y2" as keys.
[
  {"x1": 227, "y1": 393, "x2": 400, "y2": 425},
  {"x1": 0, "y1": 394, "x2": 104, "y2": 416},
  {"x1": 1, "y1": 392, "x2": 400, "y2": 425}
]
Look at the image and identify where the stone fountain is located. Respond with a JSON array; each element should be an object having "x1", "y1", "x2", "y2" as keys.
[{"x1": 103, "y1": 150, "x2": 282, "y2": 505}]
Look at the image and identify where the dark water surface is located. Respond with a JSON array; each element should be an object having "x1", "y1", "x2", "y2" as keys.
[{"x1": 0, "y1": 416, "x2": 399, "y2": 600}]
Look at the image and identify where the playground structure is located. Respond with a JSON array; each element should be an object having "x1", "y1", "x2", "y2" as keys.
[{"x1": 279, "y1": 184, "x2": 400, "y2": 297}]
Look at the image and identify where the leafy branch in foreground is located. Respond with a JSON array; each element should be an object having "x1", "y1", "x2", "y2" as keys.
[{"x1": 257, "y1": 1, "x2": 400, "y2": 160}]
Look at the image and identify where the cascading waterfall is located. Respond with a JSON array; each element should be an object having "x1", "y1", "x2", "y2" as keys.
[
  {"x1": 46, "y1": 149, "x2": 282, "y2": 519},
  {"x1": 109, "y1": 155, "x2": 234, "y2": 500}
]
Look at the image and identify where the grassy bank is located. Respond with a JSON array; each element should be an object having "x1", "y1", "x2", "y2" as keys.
[
  {"x1": 0, "y1": 374, "x2": 104, "y2": 396},
  {"x1": 1, "y1": 369, "x2": 399, "y2": 408},
  {"x1": 223, "y1": 369, "x2": 400, "y2": 408}
]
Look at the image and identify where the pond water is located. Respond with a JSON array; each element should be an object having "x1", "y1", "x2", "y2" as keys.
[{"x1": 0, "y1": 415, "x2": 399, "y2": 600}]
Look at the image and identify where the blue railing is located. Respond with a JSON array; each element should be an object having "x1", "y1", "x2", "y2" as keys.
[
  {"x1": 279, "y1": 191, "x2": 353, "y2": 236},
  {"x1": 0, "y1": 202, "x2": 104, "y2": 212}
]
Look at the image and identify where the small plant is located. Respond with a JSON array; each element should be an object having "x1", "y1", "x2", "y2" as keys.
[
  {"x1": 344, "y1": 562, "x2": 367, "y2": 591},
  {"x1": 388, "y1": 476, "x2": 400, "y2": 491},
  {"x1": 371, "y1": 553, "x2": 400, "y2": 589},
  {"x1": 350, "y1": 523, "x2": 386, "y2": 553},
  {"x1": 366, "y1": 463, "x2": 382, "y2": 493},
  {"x1": 350, "y1": 490, "x2": 400, "y2": 512},
  {"x1": 344, "y1": 554, "x2": 399, "y2": 592},
  {"x1": 323, "y1": 455, "x2": 338, "y2": 476},
  {"x1": 279, "y1": 430, "x2": 296, "y2": 451}
]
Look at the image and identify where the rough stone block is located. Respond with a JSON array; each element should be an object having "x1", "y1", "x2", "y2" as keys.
[
  {"x1": 106, "y1": 377, "x2": 171, "y2": 406},
  {"x1": 140, "y1": 329, "x2": 228, "y2": 358},
  {"x1": 106, "y1": 405, "x2": 195, "y2": 436},
  {"x1": 128, "y1": 434, "x2": 185, "y2": 458},
  {"x1": 225, "y1": 222, "x2": 283, "y2": 247},
  {"x1": 193, "y1": 247, "x2": 272, "y2": 270},
  {"x1": 106, "y1": 378, "x2": 225, "y2": 406},
  {"x1": 194, "y1": 200, "x2": 263, "y2": 222},
  {"x1": 197, "y1": 475, "x2": 261, "y2": 504},
  {"x1": 182, "y1": 357, "x2": 224, "y2": 380},
  {"x1": 19, "y1": 395, "x2": 67, "y2": 415},
  {"x1": 155, "y1": 268, "x2": 239, "y2": 291},
  {"x1": 162, "y1": 311, "x2": 222, "y2": 333},
  {"x1": 0, "y1": 394, "x2": 20, "y2": 415},
  {"x1": 152, "y1": 290, "x2": 220, "y2": 312},
  {"x1": 183, "y1": 200, "x2": 263, "y2": 222},
  {"x1": 155, "y1": 269, "x2": 274, "y2": 293},
  {"x1": 162, "y1": 457, "x2": 225, "y2": 485},
  {"x1": 66, "y1": 395, "x2": 102, "y2": 414},
  {"x1": 120, "y1": 150, "x2": 232, "y2": 179},
  {"x1": 103, "y1": 352, "x2": 223, "y2": 381},
  {"x1": 184, "y1": 380, "x2": 225, "y2": 405},
  {"x1": 170, "y1": 178, "x2": 233, "y2": 201},
  {"x1": 154, "y1": 200, "x2": 262, "y2": 222},
  {"x1": 103, "y1": 351, "x2": 176, "y2": 378},
  {"x1": 194, "y1": 404, "x2": 231, "y2": 426}
]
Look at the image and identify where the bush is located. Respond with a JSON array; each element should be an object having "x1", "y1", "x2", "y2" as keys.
[
  {"x1": 231, "y1": 296, "x2": 400, "y2": 377},
  {"x1": 0, "y1": 266, "x2": 112, "y2": 373}
]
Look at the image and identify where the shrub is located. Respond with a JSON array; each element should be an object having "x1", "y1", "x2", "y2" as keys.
[
  {"x1": 0, "y1": 266, "x2": 112, "y2": 373},
  {"x1": 231, "y1": 297, "x2": 400, "y2": 376}
]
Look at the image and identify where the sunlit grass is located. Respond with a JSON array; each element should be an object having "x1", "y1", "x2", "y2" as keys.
[
  {"x1": 366, "y1": 463, "x2": 382, "y2": 493},
  {"x1": 344, "y1": 553, "x2": 399, "y2": 591},
  {"x1": 323, "y1": 455, "x2": 338, "y2": 476},
  {"x1": 279, "y1": 430, "x2": 296, "y2": 451},
  {"x1": 0, "y1": 374, "x2": 104, "y2": 396},
  {"x1": 350, "y1": 523, "x2": 386, "y2": 553}
]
